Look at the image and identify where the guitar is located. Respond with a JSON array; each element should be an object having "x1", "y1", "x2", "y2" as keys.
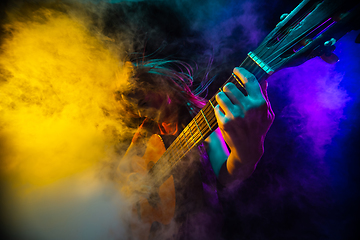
[{"x1": 122, "y1": 0, "x2": 360, "y2": 239}]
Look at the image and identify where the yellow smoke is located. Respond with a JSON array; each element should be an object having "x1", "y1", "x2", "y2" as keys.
[{"x1": 0, "y1": 6, "x2": 131, "y2": 188}]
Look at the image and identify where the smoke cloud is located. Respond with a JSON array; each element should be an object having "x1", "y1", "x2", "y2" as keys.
[
  {"x1": 0, "y1": 2, "x2": 135, "y2": 239},
  {"x1": 0, "y1": 0, "x2": 359, "y2": 239},
  {"x1": 270, "y1": 58, "x2": 349, "y2": 159},
  {"x1": 2, "y1": 169, "x2": 130, "y2": 240}
]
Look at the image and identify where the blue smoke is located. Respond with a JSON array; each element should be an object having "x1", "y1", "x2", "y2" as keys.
[{"x1": 1, "y1": 0, "x2": 359, "y2": 239}]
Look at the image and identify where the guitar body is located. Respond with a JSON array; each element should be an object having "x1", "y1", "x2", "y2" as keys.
[{"x1": 129, "y1": 134, "x2": 176, "y2": 240}]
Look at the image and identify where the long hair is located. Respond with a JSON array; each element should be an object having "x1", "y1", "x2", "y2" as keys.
[{"x1": 115, "y1": 59, "x2": 209, "y2": 130}]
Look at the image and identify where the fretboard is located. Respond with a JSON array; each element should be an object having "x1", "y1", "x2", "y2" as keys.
[
  {"x1": 149, "y1": 54, "x2": 270, "y2": 186},
  {"x1": 144, "y1": 0, "x2": 360, "y2": 187}
]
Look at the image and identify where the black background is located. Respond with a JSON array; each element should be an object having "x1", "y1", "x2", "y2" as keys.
[{"x1": 1, "y1": 0, "x2": 360, "y2": 239}]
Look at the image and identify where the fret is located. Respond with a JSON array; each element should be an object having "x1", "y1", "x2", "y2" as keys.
[
  {"x1": 194, "y1": 115, "x2": 205, "y2": 140},
  {"x1": 231, "y1": 72, "x2": 244, "y2": 88},
  {"x1": 209, "y1": 99, "x2": 215, "y2": 109},
  {"x1": 178, "y1": 136, "x2": 188, "y2": 157},
  {"x1": 175, "y1": 136, "x2": 185, "y2": 156},
  {"x1": 200, "y1": 109, "x2": 212, "y2": 131},
  {"x1": 198, "y1": 111, "x2": 213, "y2": 139},
  {"x1": 175, "y1": 138, "x2": 186, "y2": 158},
  {"x1": 180, "y1": 131, "x2": 190, "y2": 151},
  {"x1": 191, "y1": 120, "x2": 201, "y2": 146},
  {"x1": 149, "y1": 44, "x2": 270, "y2": 185},
  {"x1": 198, "y1": 111, "x2": 212, "y2": 138},
  {"x1": 203, "y1": 101, "x2": 218, "y2": 131},
  {"x1": 148, "y1": 58, "x2": 267, "y2": 184},
  {"x1": 144, "y1": 0, "x2": 360, "y2": 189},
  {"x1": 183, "y1": 125, "x2": 195, "y2": 150},
  {"x1": 187, "y1": 123, "x2": 196, "y2": 146},
  {"x1": 183, "y1": 130, "x2": 192, "y2": 150},
  {"x1": 172, "y1": 139, "x2": 182, "y2": 161},
  {"x1": 191, "y1": 119, "x2": 203, "y2": 146},
  {"x1": 165, "y1": 150, "x2": 176, "y2": 166}
]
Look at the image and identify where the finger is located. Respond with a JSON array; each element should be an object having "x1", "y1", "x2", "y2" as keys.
[
  {"x1": 223, "y1": 82, "x2": 247, "y2": 106},
  {"x1": 214, "y1": 105, "x2": 227, "y2": 125},
  {"x1": 233, "y1": 67, "x2": 263, "y2": 99},
  {"x1": 215, "y1": 91, "x2": 234, "y2": 117},
  {"x1": 259, "y1": 80, "x2": 275, "y2": 119},
  {"x1": 260, "y1": 80, "x2": 269, "y2": 102},
  {"x1": 260, "y1": 80, "x2": 273, "y2": 110},
  {"x1": 261, "y1": 80, "x2": 275, "y2": 117}
]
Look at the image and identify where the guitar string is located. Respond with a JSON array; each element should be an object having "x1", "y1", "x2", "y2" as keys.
[
  {"x1": 261, "y1": 9, "x2": 310, "y2": 58},
  {"x1": 147, "y1": 21, "x2": 265, "y2": 185},
  {"x1": 150, "y1": 60, "x2": 253, "y2": 183},
  {"x1": 154, "y1": 106, "x2": 219, "y2": 184},
  {"x1": 253, "y1": 0, "x2": 323, "y2": 65},
  {"x1": 160, "y1": 57, "x2": 256, "y2": 173},
  {"x1": 271, "y1": 18, "x2": 336, "y2": 71},
  {"x1": 263, "y1": 16, "x2": 333, "y2": 66},
  {"x1": 265, "y1": 0, "x2": 319, "y2": 57},
  {"x1": 152, "y1": 76, "x2": 246, "y2": 184},
  {"x1": 256, "y1": 6, "x2": 316, "y2": 67},
  {"x1": 150, "y1": 58, "x2": 261, "y2": 186},
  {"x1": 152, "y1": 104, "x2": 216, "y2": 185},
  {"x1": 160, "y1": 71, "x2": 244, "y2": 178},
  {"x1": 164, "y1": 116, "x2": 203, "y2": 168},
  {"x1": 147, "y1": 5, "x2": 321, "y2": 187}
]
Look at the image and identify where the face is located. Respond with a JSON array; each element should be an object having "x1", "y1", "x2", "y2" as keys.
[{"x1": 122, "y1": 89, "x2": 178, "y2": 123}]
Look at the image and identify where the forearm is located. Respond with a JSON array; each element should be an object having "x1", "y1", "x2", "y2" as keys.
[
  {"x1": 206, "y1": 128, "x2": 265, "y2": 186},
  {"x1": 213, "y1": 68, "x2": 274, "y2": 186},
  {"x1": 205, "y1": 128, "x2": 229, "y2": 177},
  {"x1": 218, "y1": 144, "x2": 264, "y2": 186}
]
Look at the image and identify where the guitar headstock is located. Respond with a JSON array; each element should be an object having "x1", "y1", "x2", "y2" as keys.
[{"x1": 250, "y1": 0, "x2": 360, "y2": 76}]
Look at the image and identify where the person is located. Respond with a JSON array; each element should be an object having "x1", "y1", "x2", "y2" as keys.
[{"x1": 115, "y1": 59, "x2": 274, "y2": 240}]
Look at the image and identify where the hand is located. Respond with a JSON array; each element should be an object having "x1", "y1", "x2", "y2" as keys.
[{"x1": 214, "y1": 67, "x2": 274, "y2": 183}]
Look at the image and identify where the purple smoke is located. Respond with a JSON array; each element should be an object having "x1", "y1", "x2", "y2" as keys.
[
  {"x1": 270, "y1": 57, "x2": 349, "y2": 159},
  {"x1": 1, "y1": 0, "x2": 360, "y2": 239}
]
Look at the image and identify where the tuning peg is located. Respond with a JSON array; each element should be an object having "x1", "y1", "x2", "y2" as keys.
[
  {"x1": 276, "y1": 13, "x2": 289, "y2": 27},
  {"x1": 318, "y1": 38, "x2": 339, "y2": 64},
  {"x1": 280, "y1": 13, "x2": 289, "y2": 21},
  {"x1": 320, "y1": 53, "x2": 339, "y2": 64},
  {"x1": 324, "y1": 38, "x2": 336, "y2": 46}
]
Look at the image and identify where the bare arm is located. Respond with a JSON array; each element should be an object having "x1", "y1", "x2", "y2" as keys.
[
  {"x1": 205, "y1": 128, "x2": 229, "y2": 177},
  {"x1": 208, "y1": 67, "x2": 274, "y2": 186}
]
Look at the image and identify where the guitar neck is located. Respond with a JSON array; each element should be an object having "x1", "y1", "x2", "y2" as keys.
[
  {"x1": 149, "y1": 55, "x2": 269, "y2": 185},
  {"x1": 141, "y1": 0, "x2": 360, "y2": 189}
]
